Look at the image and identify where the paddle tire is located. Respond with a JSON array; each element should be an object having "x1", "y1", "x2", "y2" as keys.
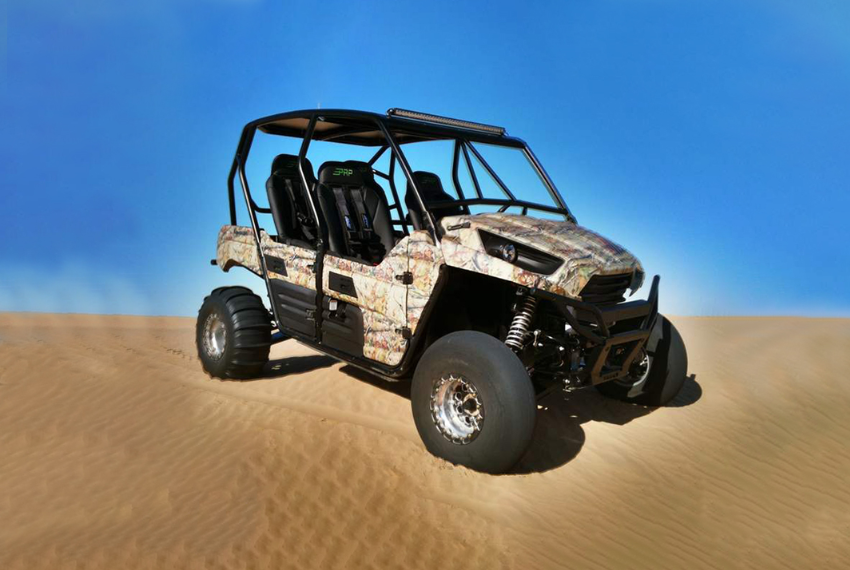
[
  {"x1": 411, "y1": 331, "x2": 536, "y2": 474},
  {"x1": 596, "y1": 315, "x2": 688, "y2": 406},
  {"x1": 196, "y1": 286, "x2": 272, "y2": 379}
]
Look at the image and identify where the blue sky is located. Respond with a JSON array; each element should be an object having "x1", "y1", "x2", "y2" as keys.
[{"x1": 1, "y1": 0, "x2": 848, "y2": 317}]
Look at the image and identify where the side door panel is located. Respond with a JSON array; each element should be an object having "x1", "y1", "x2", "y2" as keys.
[
  {"x1": 261, "y1": 235, "x2": 319, "y2": 339},
  {"x1": 215, "y1": 225, "x2": 445, "y2": 358},
  {"x1": 216, "y1": 225, "x2": 319, "y2": 338},
  {"x1": 405, "y1": 231, "x2": 444, "y2": 336},
  {"x1": 321, "y1": 240, "x2": 409, "y2": 365},
  {"x1": 320, "y1": 230, "x2": 444, "y2": 366}
]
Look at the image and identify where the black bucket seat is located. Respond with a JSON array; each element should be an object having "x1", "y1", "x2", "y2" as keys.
[
  {"x1": 316, "y1": 161, "x2": 391, "y2": 264},
  {"x1": 266, "y1": 154, "x2": 317, "y2": 243},
  {"x1": 405, "y1": 171, "x2": 465, "y2": 230},
  {"x1": 345, "y1": 160, "x2": 395, "y2": 253}
]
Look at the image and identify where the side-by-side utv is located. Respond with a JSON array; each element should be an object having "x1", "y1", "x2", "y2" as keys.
[{"x1": 197, "y1": 108, "x2": 688, "y2": 473}]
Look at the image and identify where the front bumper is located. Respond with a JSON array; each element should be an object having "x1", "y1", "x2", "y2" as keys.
[{"x1": 539, "y1": 275, "x2": 660, "y2": 385}]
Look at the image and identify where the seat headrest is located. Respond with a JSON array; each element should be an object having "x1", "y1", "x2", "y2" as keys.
[
  {"x1": 407, "y1": 171, "x2": 452, "y2": 203},
  {"x1": 318, "y1": 161, "x2": 364, "y2": 186},
  {"x1": 271, "y1": 154, "x2": 315, "y2": 180},
  {"x1": 345, "y1": 161, "x2": 376, "y2": 182}
]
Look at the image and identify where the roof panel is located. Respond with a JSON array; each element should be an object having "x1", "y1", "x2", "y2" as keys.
[{"x1": 252, "y1": 109, "x2": 524, "y2": 147}]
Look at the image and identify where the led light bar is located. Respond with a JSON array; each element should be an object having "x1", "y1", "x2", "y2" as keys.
[{"x1": 387, "y1": 108, "x2": 506, "y2": 135}]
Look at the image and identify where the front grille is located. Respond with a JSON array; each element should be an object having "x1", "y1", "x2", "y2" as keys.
[{"x1": 580, "y1": 273, "x2": 633, "y2": 305}]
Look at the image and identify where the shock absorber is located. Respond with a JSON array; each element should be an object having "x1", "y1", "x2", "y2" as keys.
[{"x1": 505, "y1": 293, "x2": 538, "y2": 351}]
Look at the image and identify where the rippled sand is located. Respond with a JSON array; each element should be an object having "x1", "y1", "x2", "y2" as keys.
[{"x1": 1, "y1": 314, "x2": 848, "y2": 569}]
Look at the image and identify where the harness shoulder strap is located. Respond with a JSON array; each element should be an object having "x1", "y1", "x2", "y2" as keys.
[
  {"x1": 270, "y1": 173, "x2": 298, "y2": 231},
  {"x1": 349, "y1": 186, "x2": 386, "y2": 262},
  {"x1": 332, "y1": 186, "x2": 359, "y2": 254},
  {"x1": 284, "y1": 177, "x2": 315, "y2": 241},
  {"x1": 349, "y1": 187, "x2": 373, "y2": 236}
]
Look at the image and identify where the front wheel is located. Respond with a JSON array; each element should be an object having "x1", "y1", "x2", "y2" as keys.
[
  {"x1": 596, "y1": 315, "x2": 688, "y2": 406},
  {"x1": 411, "y1": 331, "x2": 536, "y2": 474}
]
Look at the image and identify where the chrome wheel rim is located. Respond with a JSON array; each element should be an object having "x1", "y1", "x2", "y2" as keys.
[
  {"x1": 430, "y1": 375, "x2": 484, "y2": 444},
  {"x1": 614, "y1": 349, "x2": 651, "y2": 395},
  {"x1": 202, "y1": 313, "x2": 227, "y2": 360}
]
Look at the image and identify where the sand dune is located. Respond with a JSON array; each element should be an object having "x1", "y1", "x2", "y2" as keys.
[{"x1": 1, "y1": 313, "x2": 848, "y2": 569}]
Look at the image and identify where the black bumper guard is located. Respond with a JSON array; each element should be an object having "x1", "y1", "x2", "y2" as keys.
[{"x1": 536, "y1": 275, "x2": 660, "y2": 385}]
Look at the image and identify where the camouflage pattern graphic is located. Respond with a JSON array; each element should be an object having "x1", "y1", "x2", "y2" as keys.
[
  {"x1": 321, "y1": 240, "x2": 409, "y2": 323},
  {"x1": 406, "y1": 231, "x2": 443, "y2": 334},
  {"x1": 216, "y1": 225, "x2": 317, "y2": 290},
  {"x1": 322, "y1": 238, "x2": 411, "y2": 366},
  {"x1": 217, "y1": 225, "x2": 262, "y2": 274},
  {"x1": 321, "y1": 232, "x2": 444, "y2": 365},
  {"x1": 219, "y1": 212, "x2": 642, "y2": 366},
  {"x1": 438, "y1": 213, "x2": 642, "y2": 299},
  {"x1": 362, "y1": 311, "x2": 407, "y2": 366},
  {"x1": 263, "y1": 238, "x2": 318, "y2": 290}
]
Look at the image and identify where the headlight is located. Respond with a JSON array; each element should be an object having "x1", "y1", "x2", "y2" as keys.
[
  {"x1": 479, "y1": 230, "x2": 562, "y2": 275},
  {"x1": 498, "y1": 243, "x2": 517, "y2": 263}
]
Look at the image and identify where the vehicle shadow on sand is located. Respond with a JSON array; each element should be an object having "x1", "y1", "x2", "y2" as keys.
[
  {"x1": 215, "y1": 354, "x2": 339, "y2": 382},
  {"x1": 340, "y1": 366, "x2": 702, "y2": 475},
  {"x1": 260, "y1": 354, "x2": 339, "y2": 378},
  {"x1": 256, "y1": 356, "x2": 701, "y2": 476},
  {"x1": 514, "y1": 374, "x2": 701, "y2": 474}
]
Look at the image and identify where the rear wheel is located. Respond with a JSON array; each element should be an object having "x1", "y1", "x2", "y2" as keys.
[
  {"x1": 596, "y1": 315, "x2": 687, "y2": 406},
  {"x1": 196, "y1": 287, "x2": 272, "y2": 379},
  {"x1": 411, "y1": 331, "x2": 536, "y2": 474}
]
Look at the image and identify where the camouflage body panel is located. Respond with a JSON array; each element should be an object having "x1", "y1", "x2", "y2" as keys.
[
  {"x1": 406, "y1": 231, "x2": 443, "y2": 334},
  {"x1": 322, "y1": 239, "x2": 410, "y2": 366},
  {"x1": 218, "y1": 214, "x2": 639, "y2": 366},
  {"x1": 216, "y1": 225, "x2": 317, "y2": 290},
  {"x1": 217, "y1": 225, "x2": 262, "y2": 274},
  {"x1": 438, "y1": 213, "x2": 642, "y2": 299},
  {"x1": 361, "y1": 311, "x2": 407, "y2": 367},
  {"x1": 321, "y1": 231, "x2": 443, "y2": 366},
  {"x1": 217, "y1": 225, "x2": 428, "y2": 367}
]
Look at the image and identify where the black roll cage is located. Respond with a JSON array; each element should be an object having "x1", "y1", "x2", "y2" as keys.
[{"x1": 227, "y1": 108, "x2": 575, "y2": 249}]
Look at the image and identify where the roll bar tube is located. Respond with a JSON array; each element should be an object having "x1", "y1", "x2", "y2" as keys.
[
  {"x1": 233, "y1": 124, "x2": 286, "y2": 328},
  {"x1": 228, "y1": 111, "x2": 574, "y2": 246},
  {"x1": 374, "y1": 119, "x2": 440, "y2": 239},
  {"x1": 520, "y1": 141, "x2": 576, "y2": 223},
  {"x1": 465, "y1": 141, "x2": 516, "y2": 201},
  {"x1": 297, "y1": 115, "x2": 322, "y2": 248}
]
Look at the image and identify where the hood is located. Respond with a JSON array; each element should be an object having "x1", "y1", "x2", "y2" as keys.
[{"x1": 438, "y1": 213, "x2": 643, "y2": 299}]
